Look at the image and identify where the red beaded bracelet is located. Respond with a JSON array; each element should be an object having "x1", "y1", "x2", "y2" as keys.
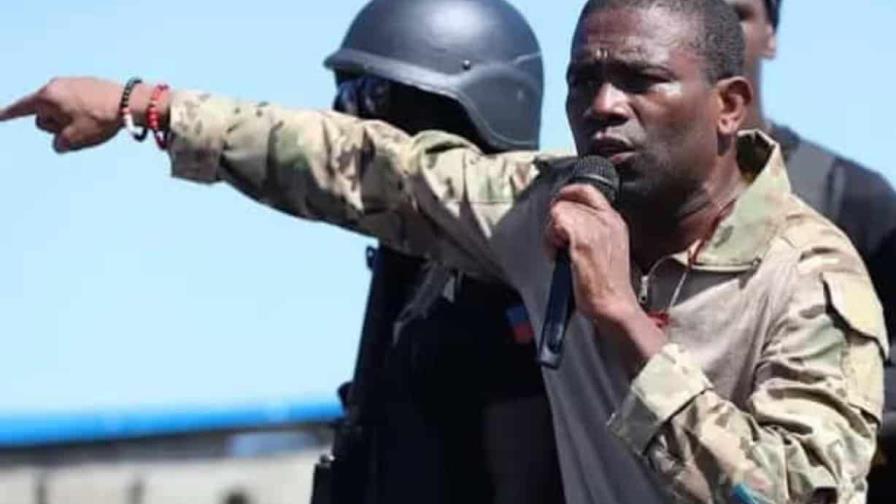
[{"x1": 147, "y1": 84, "x2": 170, "y2": 149}]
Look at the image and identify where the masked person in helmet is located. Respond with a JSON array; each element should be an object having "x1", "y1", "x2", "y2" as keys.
[{"x1": 321, "y1": 1, "x2": 563, "y2": 504}]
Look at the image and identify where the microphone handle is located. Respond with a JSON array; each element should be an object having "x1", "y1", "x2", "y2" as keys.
[{"x1": 537, "y1": 249, "x2": 575, "y2": 369}]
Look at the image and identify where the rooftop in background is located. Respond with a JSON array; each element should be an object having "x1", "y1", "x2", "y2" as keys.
[{"x1": 0, "y1": 398, "x2": 340, "y2": 448}]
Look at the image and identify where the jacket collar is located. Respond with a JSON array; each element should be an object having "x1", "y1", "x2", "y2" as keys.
[{"x1": 670, "y1": 130, "x2": 791, "y2": 272}]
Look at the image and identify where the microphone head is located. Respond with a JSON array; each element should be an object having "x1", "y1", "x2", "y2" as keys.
[{"x1": 570, "y1": 156, "x2": 619, "y2": 204}]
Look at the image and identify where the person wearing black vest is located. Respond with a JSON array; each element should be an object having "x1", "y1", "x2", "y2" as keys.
[
  {"x1": 727, "y1": 0, "x2": 896, "y2": 498},
  {"x1": 316, "y1": 2, "x2": 564, "y2": 504}
]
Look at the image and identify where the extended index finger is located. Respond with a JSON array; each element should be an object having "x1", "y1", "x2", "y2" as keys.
[{"x1": 0, "y1": 91, "x2": 41, "y2": 122}]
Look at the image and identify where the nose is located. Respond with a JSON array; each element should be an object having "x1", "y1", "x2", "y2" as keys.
[{"x1": 587, "y1": 81, "x2": 629, "y2": 127}]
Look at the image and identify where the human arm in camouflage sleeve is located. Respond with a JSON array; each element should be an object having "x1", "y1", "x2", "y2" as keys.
[
  {"x1": 609, "y1": 242, "x2": 887, "y2": 503},
  {"x1": 0, "y1": 78, "x2": 542, "y2": 279},
  {"x1": 165, "y1": 89, "x2": 545, "y2": 277}
]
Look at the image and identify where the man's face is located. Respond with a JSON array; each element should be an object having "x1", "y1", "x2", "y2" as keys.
[
  {"x1": 725, "y1": 0, "x2": 777, "y2": 84},
  {"x1": 566, "y1": 7, "x2": 721, "y2": 215}
]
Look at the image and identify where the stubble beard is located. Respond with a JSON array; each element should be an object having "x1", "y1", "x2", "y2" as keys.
[{"x1": 614, "y1": 150, "x2": 694, "y2": 233}]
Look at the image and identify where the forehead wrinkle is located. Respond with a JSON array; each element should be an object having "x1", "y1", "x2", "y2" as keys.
[
  {"x1": 572, "y1": 35, "x2": 705, "y2": 79},
  {"x1": 573, "y1": 6, "x2": 704, "y2": 67},
  {"x1": 571, "y1": 40, "x2": 674, "y2": 72},
  {"x1": 725, "y1": 0, "x2": 760, "y2": 11}
]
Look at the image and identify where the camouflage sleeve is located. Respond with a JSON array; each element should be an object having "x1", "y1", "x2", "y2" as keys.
[
  {"x1": 164, "y1": 90, "x2": 541, "y2": 279},
  {"x1": 609, "y1": 254, "x2": 887, "y2": 503}
]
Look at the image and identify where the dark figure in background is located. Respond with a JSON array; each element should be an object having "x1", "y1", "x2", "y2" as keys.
[
  {"x1": 726, "y1": 1, "x2": 896, "y2": 498},
  {"x1": 322, "y1": 1, "x2": 562, "y2": 503}
]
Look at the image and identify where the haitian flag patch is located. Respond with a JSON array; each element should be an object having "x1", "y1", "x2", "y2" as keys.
[{"x1": 505, "y1": 304, "x2": 535, "y2": 345}]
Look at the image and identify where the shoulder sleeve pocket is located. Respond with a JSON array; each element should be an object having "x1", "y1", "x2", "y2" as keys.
[
  {"x1": 823, "y1": 270, "x2": 888, "y2": 421},
  {"x1": 822, "y1": 270, "x2": 888, "y2": 357}
]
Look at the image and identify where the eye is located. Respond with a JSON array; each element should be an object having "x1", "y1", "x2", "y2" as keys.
[
  {"x1": 614, "y1": 69, "x2": 665, "y2": 94},
  {"x1": 732, "y1": 4, "x2": 753, "y2": 23},
  {"x1": 567, "y1": 69, "x2": 602, "y2": 95}
]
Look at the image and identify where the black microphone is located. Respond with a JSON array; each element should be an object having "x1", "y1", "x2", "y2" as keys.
[{"x1": 538, "y1": 156, "x2": 619, "y2": 369}]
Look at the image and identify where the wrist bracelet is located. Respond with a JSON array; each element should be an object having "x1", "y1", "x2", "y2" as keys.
[
  {"x1": 119, "y1": 77, "x2": 148, "y2": 141},
  {"x1": 147, "y1": 83, "x2": 170, "y2": 150}
]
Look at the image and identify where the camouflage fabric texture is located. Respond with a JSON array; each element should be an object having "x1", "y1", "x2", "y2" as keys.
[{"x1": 166, "y1": 91, "x2": 887, "y2": 504}]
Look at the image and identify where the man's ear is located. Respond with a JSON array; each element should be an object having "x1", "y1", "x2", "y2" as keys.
[{"x1": 716, "y1": 76, "x2": 753, "y2": 136}]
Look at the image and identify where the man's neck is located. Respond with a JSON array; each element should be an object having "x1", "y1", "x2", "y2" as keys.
[{"x1": 628, "y1": 158, "x2": 746, "y2": 270}]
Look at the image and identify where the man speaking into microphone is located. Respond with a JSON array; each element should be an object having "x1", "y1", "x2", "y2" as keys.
[
  {"x1": 537, "y1": 156, "x2": 618, "y2": 369},
  {"x1": 0, "y1": 0, "x2": 886, "y2": 502}
]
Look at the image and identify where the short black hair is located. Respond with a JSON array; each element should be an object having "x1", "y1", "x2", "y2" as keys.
[
  {"x1": 579, "y1": 0, "x2": 745, "y2": 82},
  {"x1": 765, "y1": 0, "x2": 781, "y2": 29}
]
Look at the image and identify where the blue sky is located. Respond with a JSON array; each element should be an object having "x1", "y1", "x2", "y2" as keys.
[{"x1": 0, "y1": 0, "x2": 893, "y2": 414}]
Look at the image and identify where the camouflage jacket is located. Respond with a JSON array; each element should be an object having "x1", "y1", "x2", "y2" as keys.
[{"x1": 166, "y1": 91, "x2": 887, "y2": 504}]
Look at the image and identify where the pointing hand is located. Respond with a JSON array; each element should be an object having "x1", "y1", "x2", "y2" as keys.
[{"x1": 0, "y1": 77, "x2": 163, "y2": 153}]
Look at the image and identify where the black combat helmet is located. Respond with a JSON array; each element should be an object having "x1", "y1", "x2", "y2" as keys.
[{"x1": 324, "y1": 0, "x2": 544, "y2": 151}]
